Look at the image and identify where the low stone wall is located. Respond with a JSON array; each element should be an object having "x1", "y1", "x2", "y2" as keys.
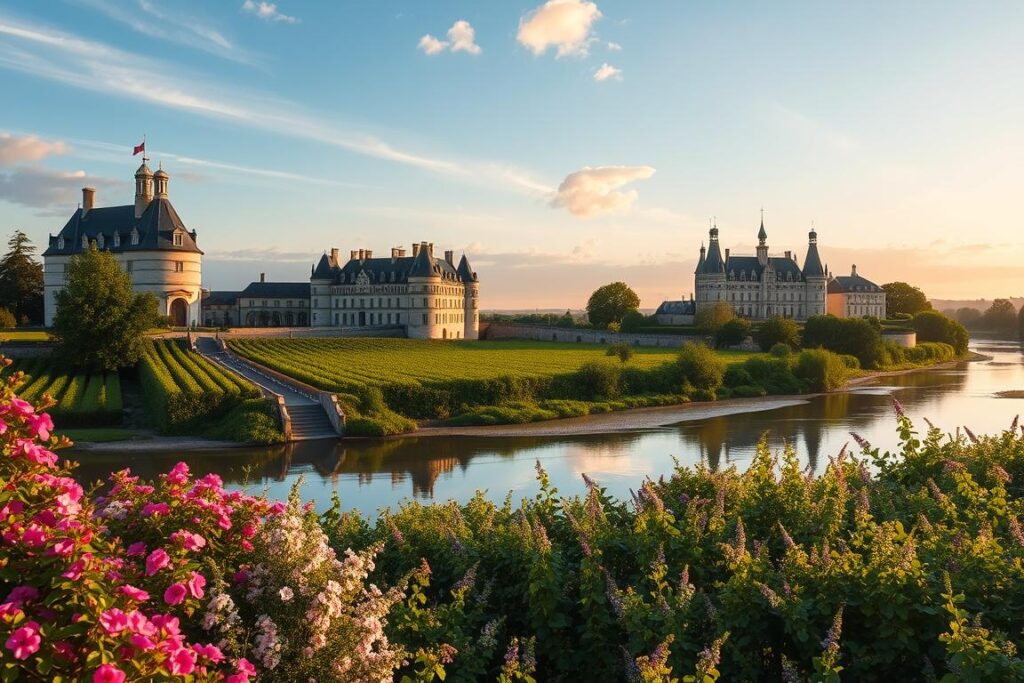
[
  {"x1": 882, "y1": 330, "x2": 917, "y2": 348},
  {"x1": 220, "y1": 326, "x2": 405, "y2": 339},
  {"x1": 481, "y1": 322, "x2": 714, "y2": 348},
  {"x1": 0, "y1": 342, "x2": 55, "y2": 359}
]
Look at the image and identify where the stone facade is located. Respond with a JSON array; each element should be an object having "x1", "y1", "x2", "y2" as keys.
[
  {"x1": 43, "y1": 163, "x2": 202, "y2": 327},
  {"x1": 826, "y1": 265, "x2": 886, "y2": 318},
  {"x1": 691, "y1": 220, "x2": 827, "y2": 321}
]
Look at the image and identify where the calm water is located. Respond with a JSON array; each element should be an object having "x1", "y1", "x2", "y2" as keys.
[{"x1": 75, "y1": 340, "x2": 1024, "y2": 516}]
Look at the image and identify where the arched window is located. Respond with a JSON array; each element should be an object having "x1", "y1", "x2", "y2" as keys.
[{"x1": 130, "y1": 229, "x2": 139, "y2": 246}]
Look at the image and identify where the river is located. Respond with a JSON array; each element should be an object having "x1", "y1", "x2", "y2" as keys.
[{"x1": 74, "y1": 340, "x2": 1024, "y2": 517}]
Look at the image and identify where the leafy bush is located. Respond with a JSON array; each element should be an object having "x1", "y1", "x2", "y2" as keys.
[
  {"x1": 0, "y1": 307, "x2": 15, "y2": 328},
  {"x1": 740, "y1": 355, "x2": 802, "y2": 394},
  {"x1": 695, "y1": 301, "x2": 735, "y2": 333},
  {"x1": 802, "y1": 314, "x2": 884, "y2": 369},
  {"x1": 620, "y1": 309, "x2": 646, "y2": 332},
  {"x1": 715, "y1": 318, "x2": 751, "y2": 349},
  {"x1": 571, "y1": 361, "x2": 623, "y2": 400},
  {"x1": 675, "y1": 342, "x2": 725, "y2": 396},
  {"x1": 913, "y1": 311, "x2": 969, "y2": 355},
  {"x1": 769, "y1": 342, "x2": 791, "y2": 358},
  {"x1": 754, "y1": 316, "x2": 800, "y2": 351},
  {"x1": 606, "y1": 342, "x2": 634, "y2": 362},
  {"x1": 793, "y1": 348, "x2": 849, "y2": 391}
]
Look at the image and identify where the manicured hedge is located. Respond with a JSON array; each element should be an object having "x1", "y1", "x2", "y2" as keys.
[{"x1": 11, "y1": 359, "x2": 124, "y2": 426}]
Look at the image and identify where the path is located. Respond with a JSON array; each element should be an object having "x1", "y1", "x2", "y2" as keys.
[{"x1": 195, "y1": 336, "x2": 338, "y2": 441}]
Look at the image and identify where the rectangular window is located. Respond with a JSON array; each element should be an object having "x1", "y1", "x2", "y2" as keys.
[
  {"x1": 125, "y1": 262, "x2": 133, "y2": 273},
  {"x1": 174, "y1": 261, "x2": 184, "y2": 273},
  {"x1": 422, "y1": 313, "x2": 428, "y2": 324},
  {"x1": 173, "y1": 233, "x2": 183, "y2": 247}
]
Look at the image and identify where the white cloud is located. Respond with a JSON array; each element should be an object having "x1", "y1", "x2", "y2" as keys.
[
  {"x1": 241, "y1": 0, "x2": 298, "y2": 24},
  {"x1": 551, "y1": 165, "x2": 655, "y2": 217},
  {"x1": 592, "y1": 63, "x2": 621, "y2": 82},
  {"x1": 0, "y1": 133, "x2": 67, "y2": 165},
  {"x1": 419, "y1": 20, "x2": 481, "y2": 56},
  {"x1": 418, "y1": 34, "x2": 448, "y2": 56},
  {"x1": 606, "y1": 41, "x2": 622, "y2": 51},
  {"x1": 517, "y1": 0, "x2": 602, "y2": 57},
  {"x1": 447, "y1": 20, "x2": 481, "y2": 55},
  {"x1": 0, "y1": 167, "x2": 115, "y2": 210}
]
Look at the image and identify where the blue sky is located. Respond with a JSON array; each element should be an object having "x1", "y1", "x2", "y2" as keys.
[{"x1": 1, "y1": 0, "x2": 1022, "y2": 308}]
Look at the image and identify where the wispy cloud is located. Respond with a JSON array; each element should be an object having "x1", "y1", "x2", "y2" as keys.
[
  {"x1": 0, "y1": 166, "x2": 117, "y2": 211},
  {"x1": 72, "y1": 0, "x2": 255, "y2": 64},
  {"x1": 241, "y1": 0, "x2": 298, "y2": 25},
  {"x1": 552, "y1": 165, "x2": 655, "y2": 217},
  {"x1": 769, "y1": 102, "x2": 859, "y2": 152},
  {"x1": 593, "y1": 63, "x2": 621, "y2": 82},
  {"x1": 0, "y1": 15, "x2": 551, "y2": 194},
  {"x1": 0, "y1": 132, "x2": 67, "y2": 165}
]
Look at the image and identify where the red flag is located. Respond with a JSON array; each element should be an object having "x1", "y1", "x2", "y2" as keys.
[{"x1": 133, "y1": 141, "x2": 145, "y2": 156}]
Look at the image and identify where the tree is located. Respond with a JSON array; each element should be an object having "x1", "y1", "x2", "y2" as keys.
[
  {"x1": 0, "y1": 308, "x2": 15, "y2": 328},
  {"x1": 1019, "y1": 305, "x2": 1024, "y2": 342},
  {"x1": 754, "y1": 316, "x2": 800, "y2": 351},
  {"x1": 981, "y1": 299, "x2": 1018, "y2": 334},
  {"x1": 694, "y1": 301, "x2": 735, "y2": 333},
  {"x1": 556, "y1": 310, "x2": 576, "y2": 328},
  {"x1": 52, "y1": 245, "x2": 159, "y2": 370},
  {"x1": 954, "y1": 307, "x2": 982, "y2": 328},
  {"x1": 715, "y1": 318, "x2": 752, "y2": 349},
  {"x1": 912, "y1": 310, "x2": 969, "y2": 355},
  {"x1": 882, "y1": 282, "x2": 931, "y2": 318},
  {"x1": 0, "y1": 230, "x2": 44, "y2": 325},
  {"x1": 802, "y1": 314, "x2": 884, "y2": 369},
  {"x1": 586, "y1": 282, "x2": 640, "y2": 330},
  {"x1": 620, "y1": 309, "x2": 646, "y2": 332}
]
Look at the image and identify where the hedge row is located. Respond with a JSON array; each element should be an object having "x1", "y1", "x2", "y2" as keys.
[
  {"x1": 138, "y1": 339, "x2": 260, "y2": 433},
  {"x1": 12, "y1": 359, "x2": 123, "y2": 427}
]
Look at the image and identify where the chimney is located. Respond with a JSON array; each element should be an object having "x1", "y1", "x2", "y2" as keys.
[
  {"x1": 851, "y1": 264, "x2": 857, "y2": 276},
  {"x1": 412, "y1": 243, "x2": 421, "y2": 257},
  {"x1": 724, "y1": 248, "x2": 730, "y2": 260},
  {"x1": 427, "y1": 242, "x2": 434, "y2": 257},
  {"x1": 784, "y1": 250, "x2": 791, "y2": 260},
  {"x1": 350, "y1": 249, "x2": 359, "y2": 261},
  {"x1": 358, "y1": 249, "x2": 365, "y2": 261},
  {"x1": 82, "y1": 187, "x2": 95, "y2": 215},
  {"x1": 364, "y1": 249, "x2": 373, "y2": 259},
  {"x1": 444, "y1": 249, "x2": 454, "y2": 265},
  {"x1": 330, "y1": 248, "x2": 339, "y2": 264},
  {"x1": 260, "y1": 272, "x2": 266, "y2": 283}
]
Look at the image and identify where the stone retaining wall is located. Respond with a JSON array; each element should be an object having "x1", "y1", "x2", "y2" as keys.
[{"x1": 481, "y1": 322, "x2": 718, "y2": 349}]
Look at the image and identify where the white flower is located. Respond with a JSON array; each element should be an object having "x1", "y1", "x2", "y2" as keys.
[{"x1": 279, "y1": 586, "x2": 294, "y2": 602}]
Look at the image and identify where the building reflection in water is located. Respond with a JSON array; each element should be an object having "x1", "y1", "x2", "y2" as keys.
[{"x1": 71, "y1": 343, "x2": 1022, "y2": 516}]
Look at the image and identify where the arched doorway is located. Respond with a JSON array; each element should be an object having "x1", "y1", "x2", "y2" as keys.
[{"x1": 170, "y1": 298, "x2": 188, "y2": 327}]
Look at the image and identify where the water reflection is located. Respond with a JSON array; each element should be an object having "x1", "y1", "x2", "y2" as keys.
[{"x1": 76, "y1": 341, "x2": 1023, "y2": 516}]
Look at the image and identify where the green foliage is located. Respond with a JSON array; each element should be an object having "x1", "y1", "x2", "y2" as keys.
[
  {"x1": 913, "y1": 310, "x2": 969, "y2": 355},
  {"x1": 675, "y1": 342, "x2": 725, "y2": 396},
  {"x1": 802, "y1": 314, "x2": 884, "y2": 369},
  {"x1": 754, "y1": 316, "x2": 800, "y2": 351},
  {"x1": 0, "y1": 230, "x2": 44, "y2": 324},
  {"x1": 606, "y1": 342, "x2": 634, "y2": 363},
  {"x1": 695, "y1": 301, "x2": 735, "y2": 333},
  {"x1": 715, "y1": 318, "x2": 751, "y2": 349},
  {"x1": 587, "y1": 282, "x2": 641, "y2": 329},
  {"x1": 51, "y1": 245, "x2": 159, "y2": 370},
  {"x1": 981, "y1": 299, "x2": 1019, "y2": 335},
  {"x1": 620, "y1": 309, "x2": 647, "y2": 332},
  {"x1": 793, "y1": 348, "x2": 849, "y2": 392},
  {"x1": 10, "y1": 359, "x2": 123, "y2": 426},
  {"x1": 769, "y1": 342, "x2": 791, "y2": 358},
  {"x1": 0, "y1": 307, "x2": 16, "y2": 328},
  {"x1": 882, "y1": 281, "x2": 931, "y2": 317},
  {"x1": 1020, "y1": 305, "x2": 1024, "y2": 342},
  {"x1": 200, "y1": 397, "x2": 284, "y2": 444},
  {"x1": 572, "y1": 361, "x2": 623, "y2": 400}
]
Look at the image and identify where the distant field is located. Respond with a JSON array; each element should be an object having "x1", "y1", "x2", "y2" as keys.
[
  {"x1": 227, "y1": 338, "x2": 754, "y2": 389},
  {"x1": 0, "y1": 330, "x2": 49, "y2": 341}
]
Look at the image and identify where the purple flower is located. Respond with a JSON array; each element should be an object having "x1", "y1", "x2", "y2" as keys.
[
  {"x1": 964, "y1": 426, "x2": 978, "y2": 444},
  {"x1": 850, "y1": 432, "x2": 871, "y2": 450},
  {"x1": 778, "y1": 522, "x2": 795, "y2": 550},
  {"x1": 892, "y1": 398, "x2": 905, "y2": 418},
  {"x1": 603, "y1": 569, "x2": 624, "y2": 618},
  {"x1": 820, "y1": 605, "x2": 844, "y2": 655}
]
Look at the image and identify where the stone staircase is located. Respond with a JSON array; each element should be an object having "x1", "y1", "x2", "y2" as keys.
[{"x1": 286, "y1": 404, "x2": 340, "y2": 441}]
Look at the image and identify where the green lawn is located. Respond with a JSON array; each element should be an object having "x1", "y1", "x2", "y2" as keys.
[
  {"x1": 62, "y1": 428, "x2": 140, "y2": 443},
  {"x1": 228, "y1": 337, "x2": 755, "y2": 388},
  {"x1": 0, "y1": 330, "x2": 50, "y2": 341}
]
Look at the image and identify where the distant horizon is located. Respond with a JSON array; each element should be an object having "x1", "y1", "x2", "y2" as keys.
[{"x1": 2, "y1": 1, "x2": 1023, "y2": 307}]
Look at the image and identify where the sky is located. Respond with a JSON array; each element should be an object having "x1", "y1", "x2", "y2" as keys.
[{"x1": 1, "y1": 0, "x2": 1022, "y2": 309}]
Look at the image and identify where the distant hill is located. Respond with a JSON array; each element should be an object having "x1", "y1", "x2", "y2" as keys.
[{"x1": 931, "y1": 297, "x2": 1024, "y2": 313}]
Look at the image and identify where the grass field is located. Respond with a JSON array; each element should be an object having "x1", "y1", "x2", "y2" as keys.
[
  {"x1": 13, "y1": 359, "x2": 123, "y2": 427},
  {"x1": 227, "y1": 338, "x2": 754, "y2": 388},
  {"x1": 0, "y1": 330, "x2": 50, "y2": 341}
]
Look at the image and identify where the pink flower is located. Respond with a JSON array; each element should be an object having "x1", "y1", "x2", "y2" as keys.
[
  {"x1": 241, "y1": 540, "x2": 254, "y2": 552},
  {"x1": 126, "y1": 541, "x2": 147, "y2": 556},
  {"x1": 93, "y1": 664, "x2": 126, "y2": 683},
  {"x1": 0, "y1": 418, "x2": 6, "y2": 434},
  {"x1": 145, "y1": 548, "x2": 170, "y2": 576},
  {"x1": 21, "y1": 524, "x2": 47, "y2": 547},
  {"x1": 28, "y1": 412, "x2": 54, "y2": 441},
  {"x1": 164, "y1": 583, "x2": 187, "y2": 605},
  {"x1": 226, "y1": 657, "x2": 257, "y2": 683},
  {"x1": 62, "y1": 558, "x2": 86, "y2": 580},
  {"x1": 166, "y1": 647, "x2": 197, "y2": 675},
  {"x1": 141, "y1": 502, "x2": 170, "y2": 517},
  {"x1": 99, "y1": 608, "x2": 129, "y2": 634},
  {"x1": 187, "y1": 572, "x2": 206, "y2": 599},
  {"x1": 5, "y1": 586, "x2": 39, "y2": 605},
  {"x1": 127, "y1": 610, "x2": 156, "y2": 637},
  {"x1": 193, "y1": 643, "x2": 225, "y2": 663},
  {"x1": 49, "y1": 538, "x2": 75, "y2": 556},
  {"x1": 171, "y1": 530, "x2": 206, "y2": 551},
  {"x1": 130, "y1": 633, "x2": 156, "y2": 651},
  {"x1": 269, "y1": 501, "x2": 286, "y2": 515},
  {"x1": 14, "y1": 439, "x2": 57, "y2": 467},
  {"x1": 5, "y1": 621, "x2": 41, "y2": 660},
  {"x1": 167, "y1": 462, "x2": 191, "y2": 485},
  {"x1": 240, "y1": 522, "x2": 257, "y2": 539},
  {"x1": 4, "y1": 397, "x2": 35, "y2": 417},
  {"x1": 120, "y1": 584, "x2": 150, "y2": 602}
]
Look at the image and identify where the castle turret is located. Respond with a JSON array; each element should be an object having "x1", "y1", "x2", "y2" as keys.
[
  {"x1": 134, "y1": 161, "x2": 154, "y2": 218},
  {"x1": 802, "y1": 227, "x2": 827, "y2": 316},
  {"x1": 458, "y1": 254, "x2": 479, "y2": 340},
  {"x1": 154, "y1": 164, "x2": 169, "y2": 199}
]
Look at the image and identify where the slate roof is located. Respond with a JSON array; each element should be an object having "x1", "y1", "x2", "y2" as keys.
[
  {"x1": 312, "y1": 249, "x2": 477, "y2": 284},
  {"x1": 827, "y1": 274, "x2": 882, "y2": 294},
  {"x1": 203, "y1": 291, "x2": 241, "y2": 306},
  {"x1": 725, "y1": 255, "x2": 805, "y2": 281},
  {"x1": 702, "y1": 238, "x2": 725, "y2": 274},
  {"x1": 802, "y1": 233, "x2": 826, "y2": 277},
  {"x1": 655, "y1": 300, "x2": 696, "y2": 316},
  {"x1": 239, "y1": 282, "x2": 310, "y2": 299},
  {"x1": 43, "y1": 198, "x2": 201, "y2": 256}
]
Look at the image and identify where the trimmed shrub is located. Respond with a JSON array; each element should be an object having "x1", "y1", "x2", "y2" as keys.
[
  {"x1": 913, "y1": 311, "x2": 969, "y2": 355},
  {"x1": 571, "y1": 361, "x2": 623, "y2": 401},
  {"x1": 675, "y1": 342, "x2": 725, "y2": 396},
  {"x1": 802, "y1": 314, "x2": 884, "y2": 369},
  {"x1": 770, "y1": 343, "x2": 791, "y2": 358},
  {"x1": 715, "y1": 318, "x2": 752, "y2": 349},
  {"x1": 606, "y1": 342, "x2": 634, "y2": 363},
  {"x1": 741, "y1": 356, "x2": 802, "y2": 395},
  {"x1": 754, "y1": 316, "x2": 800, "y2": 351}
]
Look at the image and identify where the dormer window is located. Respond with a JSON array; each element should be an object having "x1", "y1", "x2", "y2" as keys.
[
  {"x1": 57, "y1": 236, "x2": 64, "y2": 250},
  {"x1": 113, "y1": 232, "x2": 120, "y2": 247},
  {"x1": 130, "y1": 229, "x2": 139, "y2": 246},
  {"x1": 173, "y1": 232, "x2": 183, "y2": 247},
  {"x1": 97, "y1": 233, "x2": 105, "y2": 248},
  {"x1": 82, "y1": 235, "x2": 89, "y2": 249}
]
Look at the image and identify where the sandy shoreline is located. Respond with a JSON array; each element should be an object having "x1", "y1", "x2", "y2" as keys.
[{"x1": 72, "y1": 358, "x2": 971, "y2": 452}]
